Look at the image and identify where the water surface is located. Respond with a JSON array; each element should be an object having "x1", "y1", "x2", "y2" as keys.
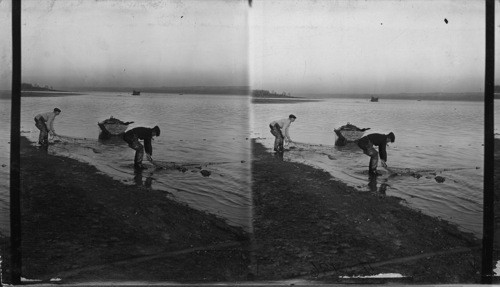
[
  {"x1": 0, "y1": 92, "x2": 252, "y2": 235},
  {"x1": 252, "y1": 97, "x2": 485, "y2": 236}
]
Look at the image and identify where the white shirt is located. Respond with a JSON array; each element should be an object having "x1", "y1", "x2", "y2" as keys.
[
  {"x1": 35, "y1": 112, "x2": 57, "y2": 132},
  {"x1": 270, "y1": 118, "x2": 293, "y2": 140}
]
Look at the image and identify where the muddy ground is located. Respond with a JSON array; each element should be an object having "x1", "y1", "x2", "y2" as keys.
[
  {"x1": 1, "y1": 137, "x2": 251, "y2": 284},
  {"x1": 251, "y1": 140, "x2": 484, "y2": 284},
  {"x1": 0, "y1": 137, "x2": 497, "y2": 284}
]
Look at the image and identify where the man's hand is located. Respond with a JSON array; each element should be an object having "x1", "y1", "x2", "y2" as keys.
[{"x1": 381, "y1": 160, "x2": 387, "y2": 168}]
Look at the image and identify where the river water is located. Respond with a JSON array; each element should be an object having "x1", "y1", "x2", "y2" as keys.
[
  {"x1": 0, "y1": 92, "x2": 252, "y2": 236},
  {"x1": 252, "y1": 97, "x2": 489, "y2": 237},
  {"x1": 0, "y1": 92, "x2": 496, "y2": 238}
]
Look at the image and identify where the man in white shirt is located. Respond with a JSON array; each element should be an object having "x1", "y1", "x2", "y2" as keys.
[
  {"x1": 34, "y1": 108, "x2": 61, "y2": 145},
  {"x1": 269, "y1": 114, "x2": 296, "y2": 152}
]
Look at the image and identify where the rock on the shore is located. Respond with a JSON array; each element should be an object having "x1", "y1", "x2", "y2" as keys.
[
  {"x1": 435, "y1": 176, "x2": 446, "y2": 183},
  {"x1": 200, "y1": 170, "x2": 211, "y2": 177}
]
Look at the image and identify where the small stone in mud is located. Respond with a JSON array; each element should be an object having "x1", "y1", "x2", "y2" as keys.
[
  {"x1": 241, "y1": 160, "x2": 246, "y2": 163},
  {"x1": 200, "y1": 170, "x2": 211, "y2": 177},
  {"x1": 435, "y1": 176, "x2": 445, "y2": 183},
  {"x1": 1, "y1": 164, "x2": 6, "y2": 167},
  {"x1": 179, "y1": 167, "x2": 187, "y2": 173}
]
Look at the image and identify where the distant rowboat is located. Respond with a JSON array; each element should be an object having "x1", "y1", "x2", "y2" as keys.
[
  {"x1": 132, "y1": 90, "x2": 141, "y2": 96},
  {"x1": 98, "y1": 117, "x2": 134, "y2": 137}
]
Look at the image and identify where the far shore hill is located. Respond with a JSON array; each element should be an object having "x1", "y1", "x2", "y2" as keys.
[
  {"x1": 0, "y1": 84, "x2": 498, "y2": 101},
  {"x1": 302, "y1": 92, "x2": 488, "y2": 102},
  {"x1": 70, "y1": 85, "x2": 251, "y2": 95}
]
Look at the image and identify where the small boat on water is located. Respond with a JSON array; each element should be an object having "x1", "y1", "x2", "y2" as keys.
[
  {"x1": 334, "y1": 122, "x2": 370, "y2": 146},
  {"x1": 370, "y1": 96, "x2": 379, "y2": 102},
  {"x1": 132, "y1": 90, "x2": 141, "y2": 96},
  {"x1": 98, "y1": 117, "x2": 134, "y2": 137}
]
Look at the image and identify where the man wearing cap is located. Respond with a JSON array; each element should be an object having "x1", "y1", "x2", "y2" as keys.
[
  {"x1": 357, "y1": 132, "x2": 395, "y2": 176},
  {"x1": 123, "y1": 125, "x2": 161, "y2": 170},
  {"x1": 34, "y1": 108, "x2": 61, "y2": 145},
  {"x1": 269, "y1": 114, "x2": 296, "y2": 152}
]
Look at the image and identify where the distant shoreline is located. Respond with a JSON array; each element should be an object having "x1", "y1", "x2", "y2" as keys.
[
  {"x1": 21, "y1": 91, "x2": 83, "y2": 97},
  {"x1": 0, "y1": 90, "x2": 496, "y2": 102},
  {"x1": 252, "y1": 97, "x2": 320, "y2": 104}
]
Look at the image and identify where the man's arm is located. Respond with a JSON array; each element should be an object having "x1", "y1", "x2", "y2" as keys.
[
  {"x1": 379, "y1": 144, "x2": 387, "y2": 165},
  {"x1": 46, "y1": 114, "x2": 55, "y2": 134},
  {"x1": 144, "y1": 137, "x2": 153, "y2": 156},
  {"x1": 283, "y1": 120, "x2": 291, "y2": 141}
]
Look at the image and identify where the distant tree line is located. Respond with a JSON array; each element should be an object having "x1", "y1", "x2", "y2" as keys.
[
  {"x1": 21, "y1": 83, "x2": 57, "y2": 91},
  {"x1": 252, "y1": 89, "x2": 293, "y2": 98}
]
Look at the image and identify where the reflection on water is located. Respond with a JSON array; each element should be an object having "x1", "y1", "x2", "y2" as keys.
[
  {"x1": 0, "y1": 92, "x2": 252, "y2": 236},
  {"x1": 252, "y1": 98, "x2": 484, "y2": 236}
]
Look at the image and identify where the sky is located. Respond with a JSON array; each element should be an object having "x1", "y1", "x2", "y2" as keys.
[
  {"x1": 0, "y1": 0, "x2": 249, "y2": 90},
  {"x1": 0, "y1": 0, "x2": 499, "y2": 94},
  {"x1": 250, "y1": 0, "x2": 500, "y2": 94}
]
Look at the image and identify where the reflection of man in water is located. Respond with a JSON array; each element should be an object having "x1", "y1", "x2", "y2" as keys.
[
  {"x1": 357, "y1": 132, "x2": 395, "y2": 176},
  {"x1": 134, "y1": 172, "x2": 153, "y2": 188},
  {"x1": 269, "y1": 114, "x2": 296, "y2": 152},
  {"x1": 123, "y1": 126, "x2": 160, "y2": 170},
  {"x1": 34, "y1": 108, "x2": 61, "y2": 145}
]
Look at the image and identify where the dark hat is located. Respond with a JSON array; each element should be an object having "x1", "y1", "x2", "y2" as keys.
[
  {"x1": 387, "y1": 132, "x2": 395, "y2": 143},
  {"x1": 152, "y1": 126, "x2": 160, "y2": 136},
  {"x1": 54, "y1": 108, "x2": 61, "y2": 113},
  {"x1": 289, "y1": 114, "x2": 297, "y2": 119}
]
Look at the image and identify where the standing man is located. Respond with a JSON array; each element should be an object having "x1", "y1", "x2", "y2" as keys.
[
  {"x1": 357, "y1": 132, "x2": 395, "y2": 176},
  {"x1": 34, "y1": 108, "x2": 61, "y2": 145},
  {"x1": 269, "y1": 114, "x2": 296, "y2": 152},
  {"x1": 123, "y1": 125, "x2": 161, "y2": 170}
]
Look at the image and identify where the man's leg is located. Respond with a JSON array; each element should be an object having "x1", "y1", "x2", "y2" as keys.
[
  {"x1": 34, "y1": 119, "x2": 43, "y2": 144},
  {"x1": 365, "y1": 147, "x2": 379, "y2": 175},
  {"x1": 270, "y1": 127, "x2": 283, "y2": 152},
  {"x1": 126, "y1": 135, "x2": 146, "y2": 169},
  {"x1": 134, "y1": 144, "x2": 145, "y2": 168},
  {"x1": 35, "y1": 119, "x2": 48, "y2": 145}
]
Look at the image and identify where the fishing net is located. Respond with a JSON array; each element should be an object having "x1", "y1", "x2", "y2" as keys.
[
  {"x1": 386, "y1": 166, "x2": 480, "y2": 176},
  {"x1": 149, "y1": 159, "x2": 247, "y2": 173},
  {"x1": 51, "y1": 134, "x2": 96, "y2": 145}
]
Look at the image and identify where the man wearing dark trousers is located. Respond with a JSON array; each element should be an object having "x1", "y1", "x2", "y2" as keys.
[
  {"x1": 34, "y1": 108, "x2": 61, "y2": 146},
  {"x1": 357, "y1": 132, "x2": 395, "y2": 176},
  {"x1": 269, "y1": 114, "x2": 296, "y2": 152},
  {"x1": 123, "y1": 126, "x2": 160, "y2": 170}
]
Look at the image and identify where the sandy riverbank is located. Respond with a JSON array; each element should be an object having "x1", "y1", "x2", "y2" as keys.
[
  {"x1": 1, "y1": 137, "x2": 250, "y2": 284},
  {"x1": 0, "y1": 137, "x2": 496, "y2": 284},
  {"x1": 251, "y1": 140, "x2": 482, "y2": 284}
]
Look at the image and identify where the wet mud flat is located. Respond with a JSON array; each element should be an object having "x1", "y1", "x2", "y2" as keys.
[
  {"x1": 2, "y1": 137, "x2": 250, "y2": 284},
  {"x1": 251, "y1": 140, "x2": 482, "y2": 284}
]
